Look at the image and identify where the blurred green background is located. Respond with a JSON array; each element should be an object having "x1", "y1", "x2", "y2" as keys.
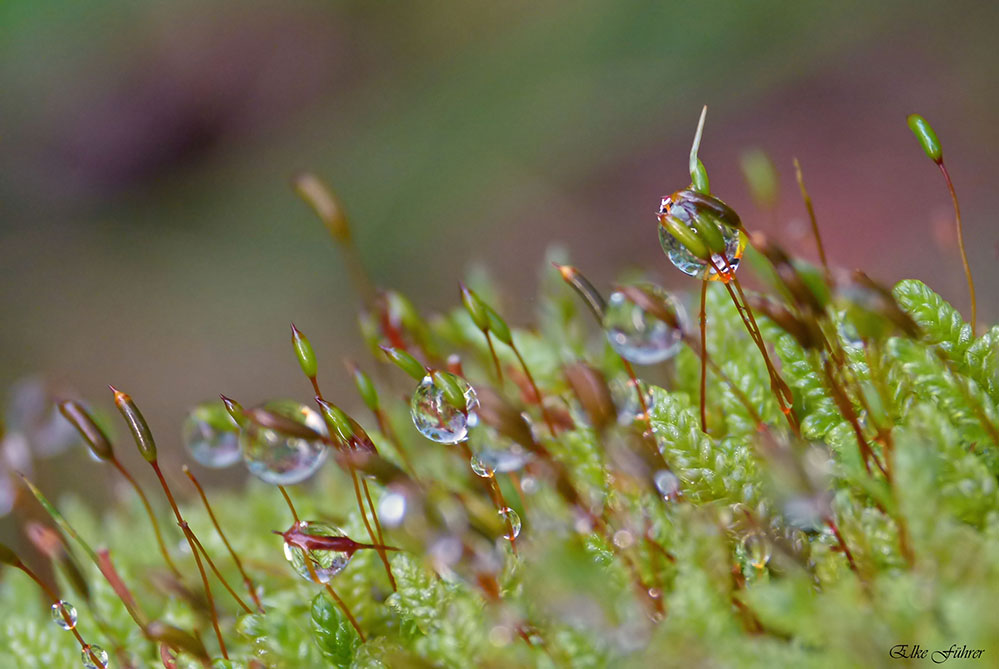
[{"x1": 2, "y1": 1, "x2": 998, "y2": 511}]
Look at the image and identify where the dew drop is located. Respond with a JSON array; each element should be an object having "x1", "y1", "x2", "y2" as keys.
[
  {"x1": 498, "y1": 507, "x2": 521, "y2": 541},
  {"x1": 80, "y1": 644, "x2": 109, "y2": 669},
  {"x1": 653, "y1": 470, "x2": 681, "y2": 501},
  {"x1": 410, "y1": 374, "x2": 479, "y2": 444},
  {"x1": 469, "y1": 456, "x2": 494, "y2": 478},
  {"x1": 658, "y1": 193, "x2": 745, "y2": 280},
  {"x1": 603, "y1": 284, "x2": 685, "y2": 364},
  {"x1": 742, "y1": 531, "x2": 772, "y2": 569},
  {"x1": 240, "y1": 400, "x2": 328, "y2": 485},
  {"x1": 182, "y1": 402, "x2": 241, "y2": 468},
  {"x1": 51, "y1": 600, "x2": 77, "y2": 630},
  {"x1": 282, "y1": 521, "x2": 352, "y2": 583}
]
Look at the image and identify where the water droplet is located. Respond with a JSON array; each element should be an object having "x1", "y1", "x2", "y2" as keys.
[
  {"x1": 282, "y1": 521, "x2": 352, "y2": 583},
  {"x1": 80, "y1": 644, "x2": 109, "y2": 669},
  {"x1": 5, "y1": 376, "x2": 82, "y2": 458},
  {"x1": 410, "y1": 375, "x2": 479, "y2": 444},
  {"x1": 241, "y1": 400, "x2": 328, "y2": 485},
  {"x1": 182, "y1": 402, "x2": 241, "y2": 468},
  {"x1": 653, "y1": 470, "x2": 680, "y2": 501},
  {"x1": 613, "y1": 529, "x2": 634, "y2": 549},
  {"x1": 498, "y1": 507, "x2": 521, "y2": 541},
  {"x1": 658, "y1": 194, "x2": 745, "y2": 280},
  {"x1": 609, "y1": 377, "x2": 654, "y2": 424},
  {"x1": 469, "y1": 456, "x2": 494, "y2": 478},
  {"x1": 603, "y1": 285, "x2": 685, "y2": 364},
  {"x1": 378, "y1": 490, "x2": 408, "y2": 528},
  {"x1": 51, "y1": 600, "x2": 77, "y2": 630},
  {"x1": 742, "y1": 532, "x2": 771, "y2": 569},
  {"x1": 0, "y1": 468, "x2": 14, "y2": 518}
]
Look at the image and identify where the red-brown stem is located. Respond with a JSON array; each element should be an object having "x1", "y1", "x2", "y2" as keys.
[
  {"x1": 511, "y1": 344, "x2": 557, "y2": 436},
  {"x1": 295, "y1": 535, "x2": 366, "y2": 641},
  {"x1": 938, "y1": 161, "x2": 976, "y2": 332},
  {"x1": 350, "y1": 468, "x2": 397, "y2": 590},
  {"x1": 110, "y1": 458, "x2": 181, "y2": 579},
  {"x1": 278, "y1": 485, "x2": 300, "y2": 524},
  {"x1": 458, "y1": 441, "x2": 518, "y2": 555},
  {"x1": 485, "y1": 331, "x2": 503, "y2": 382},
  {"x1": 184, "y1": 467, "x2": 264, "y2": 612},
  {"x1": 622, "y1": 358, "x2": 671, "y2": 473},
  {"x1": 17, "y1": 562, "x2": 106, "y2": 665},
  {"x1": 309, "y1": 376, "x2": 322, "y2": 398},
  {"x1": 825, "y1": 517, "x2": 858, "y2": 575},
  {"x1": 150, "y1": 462, "x2": 228, "y2": 659},
  {"x1": 794, "y1": 158, "x2": 830, "y2": 284},
  {"x1": 699, "y1": 280, "x2": 709, "y2": 433},
  {"x1": 324, "y1": 584, "x2": 366, "y2": 641},
  {"x1": 186, "y1": 528, "x2": 253, "y2": 614}
]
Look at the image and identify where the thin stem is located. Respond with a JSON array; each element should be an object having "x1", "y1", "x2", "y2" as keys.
[
  {"x1": 938, "y1": 162, "x2": 976, "y2": 332},
  {"x1": 18, "y1": 563, "x2": 107, "y2": 666},
  {"x1": 184, "y1": 467, "x2": 264, "y2": 612},
  {"x1": 350, "y1": 468, "x2": 397, "y2": 590},
  {"x1": 278, "y1": 486, "x2": 301, "y2": 524},
  {"x1": 150, "y1": 462, "x2": 228, "y2": 659},
  {"x1": 324, "y1": 584, "x2": 366, "y2": 641},
  {"x1": 374, "y1": 408, "x2": 418, "y2": 481},
  {"x1": 485, "y1": 331, "x2": 504, "y2": 382},
  {"x1": 826, "y1": 517, "x2": 858, "y2": 575},
  {"x1": 699, "y1": 280, "x2": 709, "y2": 433},
  {"x1": 186, "y1": 528, "x2": 253, "y2": 614},
  {"x1": 111, "y1": 458, "x2": 181, "y2": 579},
  {"x1": 793, "y1": 158, "x2": 830, "y2": 283},
  {"x1": 458, "y1": 442, "x2": 518, "y2": 555},
  {"x1": 511, "y1": 344, "x2": 557, "y2": 436}
]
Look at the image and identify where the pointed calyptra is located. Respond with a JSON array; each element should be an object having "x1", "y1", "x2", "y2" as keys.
[{"x1": 380, "y1": 346, "x2": 427, "y2": 381}]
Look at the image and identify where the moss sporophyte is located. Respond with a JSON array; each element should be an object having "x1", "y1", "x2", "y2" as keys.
[{"x1": 1, "y1": 109, "x2": 996, "y2": 667}]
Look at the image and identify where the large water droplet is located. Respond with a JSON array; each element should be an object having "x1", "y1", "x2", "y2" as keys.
[
  {"x1": 498, "y1": 507, "x2": 521, "y2": 541},
  {"x1": 742, "y1": 531, "x2": 771, "y2": 569},
  {"x1": 658, "y1": 194, "x2": 745, "y2": 280},
  {"x1": 51, "y1": 600, "x2": 77, "y2": 630},
  {"x1": 5, "y1": 376, "x2": 82, "y2": 458},
  {"x1": 241, "y1": 400, "x2": 327, "y2": 485},
  {"x1": 653, "y1": 470, "x2": 680, "y2": 501},
  {"x1": 603, "y1": 285, "x2": 685, "y2": 364},
  {"x1": 410, "y1": 375, "x2": 479, "y2": 444},
  {"x1": 80, "y1": 644, "x2": 109, "y2": 669},
  {"x1": 182, "y1": 402, "x2": 241, "y2": 468},
  {"x1": 609, "y1": 376, "x2": 654, "y2": 424},
  {"x1": 282, "y1": 521, "x2": 352, "y2": 583}
]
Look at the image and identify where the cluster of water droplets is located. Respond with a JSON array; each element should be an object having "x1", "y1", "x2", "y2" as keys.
[
  {"x1": 240, "y1": 400, "x2": 328, "y2": 485},
  {"x1": 410, "y1": 374, "x2": 479, "y2": 444},
  {"x1": 602, "y1": 284, "x2": 685, "y2": 364},
  {"x1": 182, "y1": 401, "x2": 241, "y2": 468},
  {"x1": 282, "y1": 521, "x2": 353, "y2": 584}
]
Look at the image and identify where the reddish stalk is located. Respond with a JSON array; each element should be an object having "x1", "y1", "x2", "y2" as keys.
[
  {"x1": 16, "y1": 561, "x2": 108, "y2": 667},
  {"x1": 110, "y1": 458, "x2": 181, "y2": 579},
  {"x1": 511, "y1": 344, "x2": 556, "y2": 436},
  {"x1": 458, "y1": 441, "x2": 518, "y2": 555},
  {"x1": 825, "y1": 517, "x2": 859, "y2": 575},
  {"x1": 349, "y1": 467, "x2": 397, "y2": 590},
  {"x1": 938, "y1": 162, "x2": 976, "y2": 331},
  {"x1": 184, "y1": 467, "x2": 264, "y2": 612},
  {"x1": 699, "y1": 280, "x2": 709, "y2": 432},
  {"x1": 793, "y1": 158, "x2": 830, "y2": 284},
  {"x1": 149, "y1": 462, "x2": 228, "y2": 659},
  {"x1": 276, "y1": 487, "x2": 366, "y2": 640}
]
